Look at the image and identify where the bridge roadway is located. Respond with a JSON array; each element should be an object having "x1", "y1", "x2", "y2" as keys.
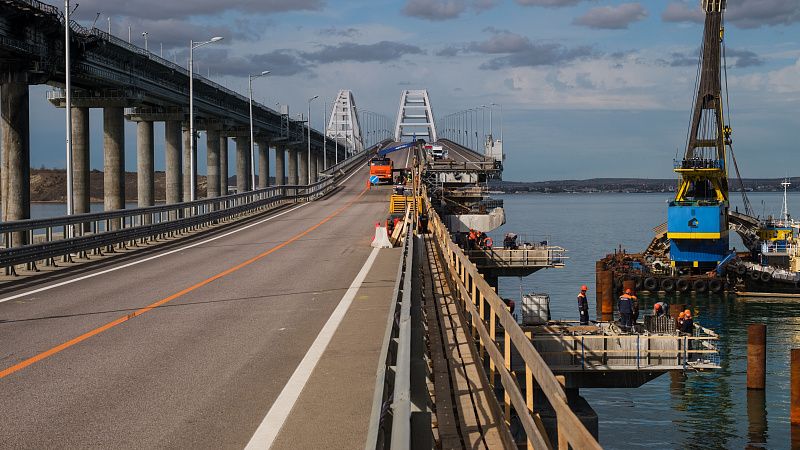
[{"x1": 0, "y1": 148, "x2": 412, "y2": 449}]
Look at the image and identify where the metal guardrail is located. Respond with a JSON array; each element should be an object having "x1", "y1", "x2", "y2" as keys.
[
  {"x1": 366, "y1": 161, "x2": 419, "y2": 450},
  {"x1": 0, "y1": 147, "x2": 373, "y2": 272},
  {"x1": 425, "y1": 187, "x2": 601, "y2": 450}
]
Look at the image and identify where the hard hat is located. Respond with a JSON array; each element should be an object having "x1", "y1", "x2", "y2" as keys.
[
  {"x1": 581, "y1": 285, "x2": 588, "y2": 291},
  {"x1": 654, "y1": 303, "x2": 661, "y2": 310},
  {"x1": 624, "y1": 288, "x2": 632, "y2": 294},
  {"x1": 678, "y1": 312, "x2": 685, "y2": 319},
  {"x1": 684, "y1": 309, "x2": 691, "y2": 316}
]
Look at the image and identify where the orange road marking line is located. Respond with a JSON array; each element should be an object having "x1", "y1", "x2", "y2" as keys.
[{"x1": 0, "y1": 187, "x2": 369, "y2": 380}]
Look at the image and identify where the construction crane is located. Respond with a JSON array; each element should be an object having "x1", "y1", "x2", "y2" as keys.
[{"x1": 667, "y1": 0, "x2": 735, "y2": 271}]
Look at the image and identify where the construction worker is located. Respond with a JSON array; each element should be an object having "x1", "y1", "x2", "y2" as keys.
[
  {"x1": 677, "y1": 311, "x2": 686, "y2": 331},
  {"x1": 577, "y1": 285, "x2": 589, "y2": 325},
  {"x1": 467, "y1": 229, "x2": 477, "y2": 251},
  {"x1": 680, "y1": 309, "x2": 694, "y2": 334},
  {"x1": 653, "y1": 301, "x2": 669, "y2": 317},
  {"x1": 618, "y1": 288, "x2": 634, "y2": 331}
]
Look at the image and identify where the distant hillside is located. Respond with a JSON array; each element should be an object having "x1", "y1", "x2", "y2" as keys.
[{"x1": 491, "y1": 177, "x2": 800, "y2": 194}]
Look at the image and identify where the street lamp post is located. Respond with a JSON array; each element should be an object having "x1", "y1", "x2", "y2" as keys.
[
  {"x1": 307, "y1": 95, "x2": 318, "y2": 185},
  {"x1": 323, "y1": 99, "x2": 327, "y2": 170},
  {"x1": 188, "y1": 36, "x2": 224, "y2": 201},
  {"x1": 248, "y1": 70, "x2": 270, "y2": 190},
  {"x1": 142, "y1": 32, "x2": 148, "y2": 51},
  {"x1": 65, "y1": 0, "x2": 73, "y2": 218}
]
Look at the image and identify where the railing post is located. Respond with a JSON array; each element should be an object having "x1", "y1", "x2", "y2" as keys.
[
  {"x1": 525, "y1": 330, "x2": 535, "y2": 450},
  {"x1": 489, "y1": 306, "x2": 496, "y2": 387},
  {"x1": 504, "y1": 329, "x2": 511, "y2": 425}
]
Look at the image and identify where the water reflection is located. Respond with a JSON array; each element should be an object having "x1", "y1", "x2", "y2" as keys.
[
  {"x1": 746, "y1": 389, "x2": 767, "y2": 449},
  {"x1": 494, "y1": 193, "x2": 800, "y2": 449}
]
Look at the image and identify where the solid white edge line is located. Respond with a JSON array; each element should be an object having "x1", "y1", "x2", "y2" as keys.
[
  {"x1": 243, "y1": 247, "x2": 381, "y2": 450},
  {"x1": 0, "y1": 161, "x2": 368, "y2": 305}
]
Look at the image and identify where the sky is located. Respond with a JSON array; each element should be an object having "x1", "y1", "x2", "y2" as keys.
[{"x1": 26, "y1": 0, "x2": 800, "y2": 182}]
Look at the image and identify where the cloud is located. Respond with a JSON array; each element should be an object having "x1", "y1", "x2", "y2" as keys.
[
  {"x1": 402, "y1": 0, "x2": 466, "y2": 20},
  {"x1": 469, "y1": 29, "x2": 533, "y2": 53},
  {"x1": 301, "y1": 41, "x2": 424, "y2": 63},
  {"x1": 317, "y1": 27, "x2": 360, "y2": 38},
  {"x1": 661, "y1": 1, "x2": 703, "y2": 23},
  {"x1": 725, "y1": 48, "x2": 765, "y2": 68},
  {"x1": 515, "y1": 0, "x2": 585, "y2": 7},
  {"x1": 574, "y1": 3, "x2": 647, "y2": 29},
  {"x1": 662, "y1": 0, "x2": 800, "y2": 28},
  {"x1": 45, "y1": 0, "x2": 325, "y2": 20},
  {"x1": 436, "y1": 45, "x2": 464, "y2": 57},
  {"x1": 194, "y1": 48, "x2": 310, "y2": 77},
  {"x1": 402, "y1": 0, "x2": 500, "y2": 20},
  {"x1": 726, "y1": 0, "x2": 800, "y2": 28},
  {"x1": 473, "y1": 0, "x2": 501, "y2": 11},
  {"x1": 113, "y1": 18, "x2": 240, "y2": 51},
  {"x1": 481, "y1": 43, "x2": 598, "y2": 69}
]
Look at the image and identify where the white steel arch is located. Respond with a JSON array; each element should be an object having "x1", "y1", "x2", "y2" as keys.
[
  {"x1": 394, "y1": 90, "x2": 437, "y2": 142},
  {"x1": 326, "y1": 90, "x2": 363, "y2": 154}
]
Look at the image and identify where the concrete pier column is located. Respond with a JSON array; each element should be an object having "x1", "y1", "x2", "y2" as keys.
[
  {"x1": 72, "y1": 107, "x2": 90, "y2": 214},
  {"x1": 137, "y1": 121, "x2": 155, "y2": 207},
  {"x1": 220, "y1": 136, "x2": 228, "y2": 195},
  {"x1": 275, "y1": 146, "x2": 286, "y2": 185},
  {"x1": 0, "y1": 80, "x2": 30, "y2": 245},
  {"x1": 103, "y1": 107, "x2": 125, "y2": 213},
  {"x1": 287, "y1": 148, "x2": 298, "y2": 185},
  {"x1": 164, "y1": 121, "x2": 182, "y2": 204},
  {"x1": 258, "y1": 140, "x2": 269, "y2": 188},
  {"x1": 309, "y1": 150, "x2": 317, "y2": 184},
  {"x1": 317, "y1": 153, "x2": 324, "y2": 175},
  {"x1": 206, "y1": 129, "x2": 220, "y2": 198},
  {"x1": 299, "y1": 149, "x2": 309, "y2": 185},
  {"x1": 236, "y1": 137, "x2": 251, "y2": 192},
  {"x1": 182, "y1": 127, "x2": 196, "y2": 201}
]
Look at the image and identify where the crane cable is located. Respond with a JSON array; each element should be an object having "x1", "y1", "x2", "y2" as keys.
[{"x1": 720, "y1": 12, "x2": 754, "y2": 217}]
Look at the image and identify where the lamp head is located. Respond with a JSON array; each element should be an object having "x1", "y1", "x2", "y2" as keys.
[
  {"x1": 261, "y1": 70, "x2": 270, "y2": 76},
  {"x1": 210, "y1": 36, "x2": 224, "y2": 42}
]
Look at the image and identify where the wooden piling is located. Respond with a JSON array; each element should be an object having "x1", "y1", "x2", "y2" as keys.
[
  {"x1": 747, "y1": 324, "x2": 766, "y2": 390},
  {"x1": 792, "y1": 348, "x2": 800, "y2": 426},
  {"x1": 599, "y1": 270, "x2": 614, "y2": 319},
  {"x1": 595, "y1": 261, "x2": 604, "y2": 317}
]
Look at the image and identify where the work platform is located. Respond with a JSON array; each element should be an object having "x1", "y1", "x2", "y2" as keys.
[
  {"x1": 467, "y1": 245, "x2": 567, "y2": 277},
  {"x1": 518, "y1": 321, "x2": 720, "y2": 388}
]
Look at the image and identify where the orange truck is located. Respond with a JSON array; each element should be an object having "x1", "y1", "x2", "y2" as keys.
[{"x1": 369, "y1": 157, "x2": 394, "y2": 184}]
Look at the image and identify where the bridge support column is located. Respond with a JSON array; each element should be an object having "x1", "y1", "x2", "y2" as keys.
[
  {"x1": 299, "y1": 148, "x2": 309, "y2": 186},
  {"x1": 103, "y1": 107, "x2": 125, "y2": 217},
  {"x1": 206, "y1": 129, "x2": 221, "y2": 198},
  {"x1": 182, "y1": 127, "x2": 196, "y2": 201},
  {"x1": 287, "y1": 148, "x2": 298, "y2": 185},
  {"x1": 236, "y1": 136, "x2": 251, "y2": 192},
  {"x1": 0, "y1": 79, "x2": 30, "y2": 245},
  {"x1": 309, "y1": 150, "x2": 317, "y2": 184},
  {"x1": 258, "y1": 140, "x2": 269, "y2": 188},
  {"x1": 72, "y1": 107, "x2": 90, "y2": 215},
  {"x1": 165, "y1": 121, "x2": 182, "y2": 204},
  {"x1": 275, "y1": 146, "x2": 285, "y2": 185},
  {"x1": 137, "y1": 121, "x2": 155, "y2": 208},
  {"x1": 220, "y1": 136, "x2": 228, "y2": 195},
  {"x1": 317, "y1": 153, "x2": 324, "y2": 175}
]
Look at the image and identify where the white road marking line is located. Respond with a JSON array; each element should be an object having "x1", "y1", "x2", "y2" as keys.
[
  {"x1": 0, "y1": 162, "x2": 368, "y2": 305},
  {"x1": 244, "y1": 247, "x2": 381, "y2": 450}
]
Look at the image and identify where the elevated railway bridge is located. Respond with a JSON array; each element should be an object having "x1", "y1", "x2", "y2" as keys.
[{"x1": 0, "y1": 3, "x2": 721, "y2": 448}]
